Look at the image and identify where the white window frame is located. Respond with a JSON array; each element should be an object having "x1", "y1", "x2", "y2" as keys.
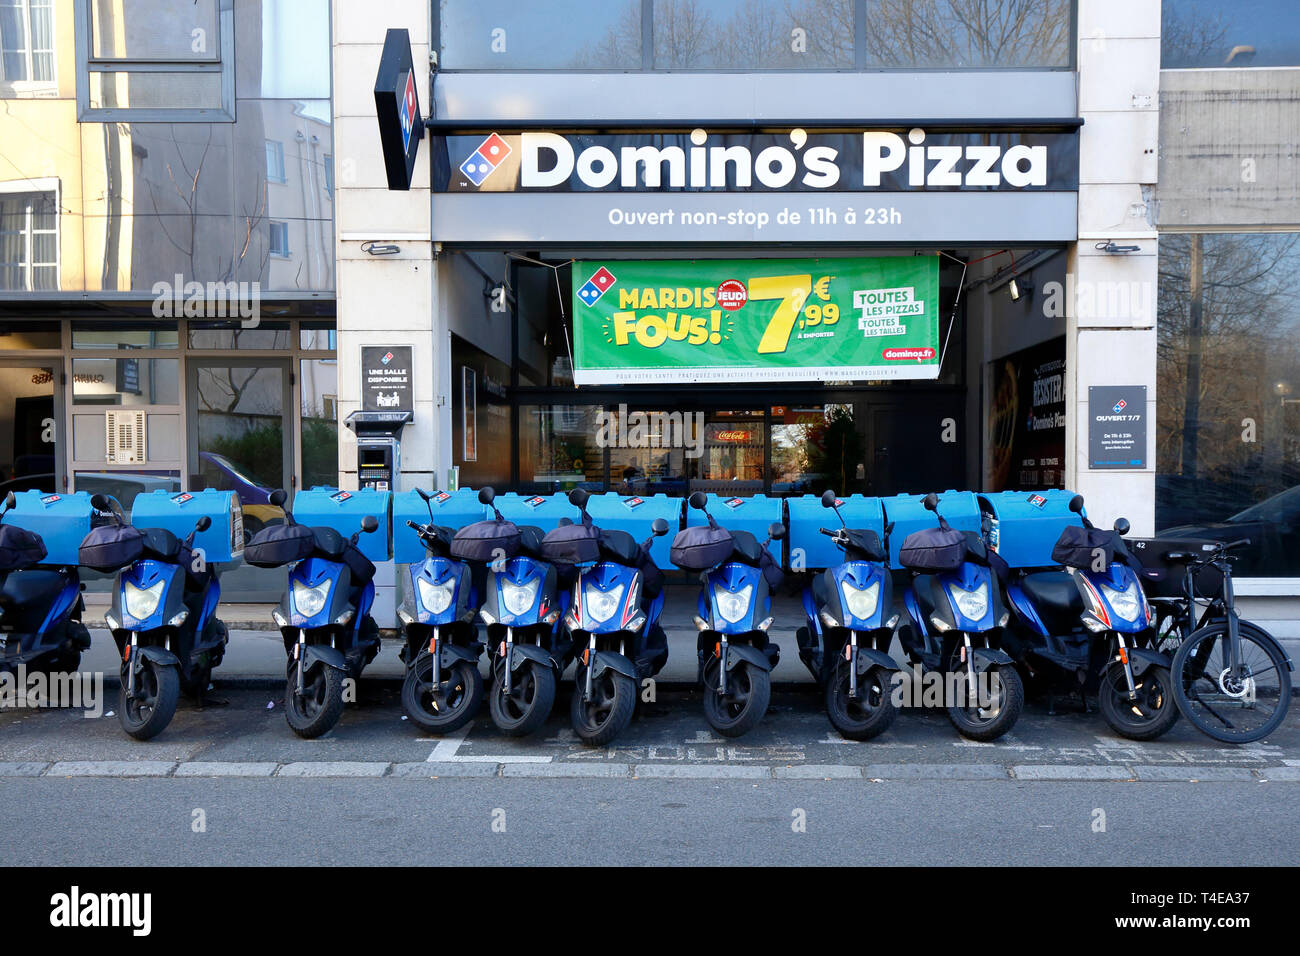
[
  {"x1": 0, "y1": 0, "x2": 58, "y2": 95},
  {"x1": 74, "y1": 0, "x2": 235, "y2": 122},
  {"x1": 0, "y1": 176, "x2": 60, "y2": 291}
]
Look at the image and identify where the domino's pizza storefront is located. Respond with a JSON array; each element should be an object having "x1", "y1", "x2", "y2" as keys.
[{"x1": 430, "y1": 124, "x2": 1081, "y2": 510}]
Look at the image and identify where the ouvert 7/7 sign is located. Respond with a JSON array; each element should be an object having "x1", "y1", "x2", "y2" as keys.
[{"x1": 572, "y1": 256, "x2": 940, "y2": 385}]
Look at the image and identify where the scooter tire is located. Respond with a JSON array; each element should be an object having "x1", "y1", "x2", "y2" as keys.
[
  {"x1": 570, "y1": 666, "x2": 637, "y2": 746},
  {"x1": 488, "y1": 660, "x2": 555, "y2": 736},
  {"x1": 401, "y1": 658, "x2": 483, "y2": 734},
  {"x1": 285, "y1": 660, "x2": 346, "y2": 739},
  {"x1": 826, "y1": 661, "x2": 898, "y2": 741},
  {"x1": 946, "y1": 659, "x2": 1024, "y2": 742},
  {"x1": 1099, "y1": 662, "x2": 1179, "y2": 741},
  {"x1": 119, "y1": 657, "x2": 180, "y2": 741},
  {"x1": 702, "y1": 659, "x2": 770, "y2": 738}
]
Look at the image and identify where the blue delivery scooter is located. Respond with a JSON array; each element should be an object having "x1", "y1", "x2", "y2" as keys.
[
  {"x1": 91, "y1": 494, "x2": 229, "y2": 741},
  {"x1": 476, "y1": 487, "x2": 572, "y2": 737},
  {"x1": 254, "y1": 490, "x2": 381, "y2": 739},
  {"x1": 0, "y1": 492, "x2": 91, "y2": 679},
  {"x1": 896, "y1": 493, "x2": 1024, "y2": 741},
  {"x1": 678, "y1": 492, "x2": 786, "y2": 738},
  {"x1": 396, "y1": 488, "x2": 483, "y2": 734},
  {"x1": 552, "y1": 488, "x2": 670, "y2": 746},
  {"x1": 796, "y1": 489, "x2": 902, "y2": 740}
]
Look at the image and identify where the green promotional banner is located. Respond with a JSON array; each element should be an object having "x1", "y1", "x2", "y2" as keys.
[{"x1": 572, "y1": 256, "x2": 940, "y2": 384}]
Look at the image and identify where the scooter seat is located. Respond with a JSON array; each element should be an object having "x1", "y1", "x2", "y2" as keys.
[
  {"x1": 141, "y1": 527, "x2": 182, "y2": 561},
  {"x1": 1020, "y1": 572, "x2": 1084, "y2": 617},
  {"x1": 0, "y1": 568, "x2": 66, "y2": 609}
]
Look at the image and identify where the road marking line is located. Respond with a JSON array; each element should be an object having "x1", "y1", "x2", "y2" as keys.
[
  {"x1": 424, "y1": 725, "x2": 553, "y2": 764},
  {"x1": 426, "y1": 726, "x2": 471, "y2": 762}
]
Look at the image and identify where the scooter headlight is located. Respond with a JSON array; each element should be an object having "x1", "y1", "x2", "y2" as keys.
[
  {"x1": 584, "y1": 582, "x2": 625, "y2": 624},
  {"x1": 292, "y1": 579, "x2": 331, "y2": 619},
  {"x1": 947, "y1": 581, "x2": 989, "y2": 621},
  {"x1": 714, "y1": 584, "x2": 753, "y2": 625},
  {"x1": 840, "y1": 580, "x2": 880, "y2": 620},
  {"x1": 1099, "y1": 579, "x2": 1141, "y2": 623},
  {"x1": 124, "y1": 579, "x2": 165, "y2": 620},
  {"x1": 501, "y1": 577, "x2": 540, "y2": 616},
  {"x1": 417, "y1": 577, "x2": 455, "y2": 616}
]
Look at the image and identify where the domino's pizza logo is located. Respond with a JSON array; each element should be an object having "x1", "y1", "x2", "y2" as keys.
[
  {"x1": 381, "y1": 351, "x2": 394, "y2": 365},
  {"x1": 399, "y1": 72, "x2": 417, "y2": 154},
  {"x1": 459, "y1": 133, "x2": 512, "y2": 187},
  {"x1": 576, "y1": 267, "x2": 617, "y2": 307},
  {"x1": 1113, "y1": 398, "x2": 1128, "y2": 413}
]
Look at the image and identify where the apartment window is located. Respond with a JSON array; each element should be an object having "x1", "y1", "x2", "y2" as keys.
[
  {"x1": 0, "y1": 0, "x2": 55, "y2": 91},
  {"x1": 0, "y1": 183, "x2": 58, "y2": 291},
  {"x1": 1163, "y1": 0, "x2": 1300, "y2": 68},
  {"x1": 266, "y1": 140, "x2": 286, "y2": 183},
  {"x1": 76, "y1": 0, "x2": 235, "y2": 121},
  {"x1": 269, "y1": 221, "x2": 289, "y2": 257}
]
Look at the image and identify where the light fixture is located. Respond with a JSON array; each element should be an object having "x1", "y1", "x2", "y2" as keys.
[
  {"x1": 1008, "y1": 274, "x2": 1034, "y2": 302},
  {"x1": 361, "y1": 240, "x2": 401, "y2": 256}
]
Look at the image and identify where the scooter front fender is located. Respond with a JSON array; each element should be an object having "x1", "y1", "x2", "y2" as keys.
[
  {"x1": 855, "y1": 646, "x2": 901, "y2": 675},
  {"x1": 970, "y1": 646, "x2": 1015, "y2": 673},
  {"x1": 1124, "y1": 645, "x2": 1170, "y2": 677},
  {"x1": 129, "y1": 644, "x2": 179, "y2": 670},
  {"x1": 506, "y1": 642, "x2": 556, "y2": 672},
  {"x1": 298, "y1": 643, "x2": 347, "y2": 673},
  {"x1": 592, "y1": 649, "x2": 636, "y2": 681},
  {"x1": 724, "y1": 642, "x2": 772, "y2": 673}
]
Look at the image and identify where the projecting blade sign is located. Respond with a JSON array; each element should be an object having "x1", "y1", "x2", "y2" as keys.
[{"x1": 375, "y1": 29, "x2": 424, "y2": 191}]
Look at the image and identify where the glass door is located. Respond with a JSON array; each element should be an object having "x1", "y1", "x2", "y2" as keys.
[{"x1": 187, "y1": 358, "x2": 292, "y2": 600}]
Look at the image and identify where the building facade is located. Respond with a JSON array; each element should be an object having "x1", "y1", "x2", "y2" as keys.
[{"x1": 1, "y1": 0, "x2": 1296, "y2": 641}]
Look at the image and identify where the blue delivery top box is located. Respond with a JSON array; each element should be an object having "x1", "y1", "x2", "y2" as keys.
[
  {"x1": 2, "y1": 491, "x2": 96, "y2": 567},
  {"x1": 881, "y1": 491, "x2": 982, "y2": 570},
  {"x1": 978, "y1": 490, "x2": 1085, "y2": 569},
  {"x1": 786, "y1": 494, "x2": 886, "y2": 570},
  {"x1": 131, "y1": 489, "x2": 245, "y2": 563},
  {"x1": 292, "y1": 487, "x2": 392, "y2": 562},
  {"x1": 585, "y1": 492, "x2": 682, "y2": 570},
  {"x1": 392, "y1": 488, "x2": 486, "y2": 564}
]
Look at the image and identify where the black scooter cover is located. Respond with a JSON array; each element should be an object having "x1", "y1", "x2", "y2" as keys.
[
  {"x1": 244, "y1": 523, "x2": 316, "y2": 568},
  {"x1": 670, "y1": 524, "x2": 735, "y2": 572},
  {"x1": 898, "y1": 525, "x2": 967, "y2": 573},
  {"x1": 1051, "y1": 525, "x2": 1124, "y2": 570},
  {"x1": 78, "y1": 524, "x2": 146, "y2": 573},
  {"x1": 450, "y1": 519, "x2": 521, "y2": 563},
  {"x1": 0, "y1": 523, "x2": 47, "y2": 571}
]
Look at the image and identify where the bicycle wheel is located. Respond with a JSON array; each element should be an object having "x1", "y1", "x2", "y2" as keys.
[{"x1": 1171, "y1": 622, "x2": 1292, "y2": 743}]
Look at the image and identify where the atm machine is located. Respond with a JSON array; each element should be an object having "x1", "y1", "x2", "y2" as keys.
[
  {"x1": 344, "y1": 409, "x2": 412, "y2": 626},
  {"x1": 345, "y1": 410, "x2": 413, "y2": 492}
]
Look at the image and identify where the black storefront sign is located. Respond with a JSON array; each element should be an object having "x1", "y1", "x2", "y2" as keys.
[
  {"x1": 1088, "y1": 385, "x2": 1147, "y2": 469},
  {"x1": 988, "y1": 336, "x2": 1067, "y2": 491},
  {"x1": 361, "y1": 346, "x2": 413, "y2": 412},
  {"x1": 433, "y1": 128, "x2": 1080, "y2": 194}
]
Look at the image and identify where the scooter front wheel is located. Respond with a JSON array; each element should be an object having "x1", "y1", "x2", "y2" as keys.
[
  {"x1": 702, "y1": 659, "x2": 770, "y2": 738},
  {"x1": 826, "y1": 661, "x2": 898, "y2": 741},
  {"x1": 1098, "y1": 661, "x2": 1179, "y2": 741},
  {"x1": 945, "y1": 652, "x2": 1023, "y2": 742},
  {"x1": 285, "y1": 660, "x2": 345, "y2": 738},
  {"x1": 119, "y1": 657, "x2": 180, "y2": 741},
  {"x1": 402, "y1": 658, "x2": 483, "y2": 734},
  {"x1": 488, "y1": 660, "x2": 555, "y2": 736},
  {"x1": 571, "y1": 666, "x2": 637, "y2": 746}
]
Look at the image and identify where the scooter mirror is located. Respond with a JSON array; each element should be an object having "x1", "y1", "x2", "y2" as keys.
[
  {"x1": 90, "y1": 493, "x2": 111, "y2": 511},
  {"x1": 688, "y1": 491, "x2": 707, "y2": 511},
  {"x1": 922, "y1": 492, "x2": 940, "y2": 511},
  {"x1": 194, "y1": 515, "x2": 212, "y2": 533},
  {"x1": 568, "y1": 487, "x2": 590, "y2": 509},
  {"x1": 1113, "y1": 517, "x2": 1130, "y2": 536},
  {"x1": 361, "y1": 515, "x2": 379, "y2": 534},
  {"x1": 269, "y1": 489, "x2": 288, "y2": 508},
  {"x1": 416, "y1": 488, "x2": 433, "y2": 502},
  {"x1": 478, "y1": 487, "x2": 496, "y2": 506},
  {"x1": 1068, "y1": 494, "x2": 1084, "y2": 514},
  {"x1": 769, "y1": 521, "x2": 787, "y2": 541},
  {"x1": 820, "y1": 489, "x2": 838, "y2": 509},
  {"x1": 652, "y1": 518, "x2": 669, "y2": 536},
  {"x1": 2, "y1": 491, "x2": 13, "y2": 511}
]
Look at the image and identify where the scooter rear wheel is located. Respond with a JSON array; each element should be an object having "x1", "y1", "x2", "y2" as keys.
[
  {"x1": 488, "y1": 660, "x2": 555, "y2": 736},
  {"x1": 826, "y1": 660, "x2": 898, "y2": 741},
  {"x1": 402, "y1": 658, "x2": 483, "y2": 734},
  {"x1": 571, "y1": 666, "x2": 637, "y2": 745},
  {"x1": 702, "y1": 659, "x2": 770, "y2": 738},
  {"x1": 285, "y1": 660, "x2": 345, "y2": 739},
  {"x1": 119, "y1": 658, "x2": 180, "y2": 741}
]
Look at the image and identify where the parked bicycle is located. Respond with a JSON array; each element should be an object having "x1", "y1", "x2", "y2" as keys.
[{"x1": 1130, "y1": 536, "x2": 1293, "y2": 743}]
